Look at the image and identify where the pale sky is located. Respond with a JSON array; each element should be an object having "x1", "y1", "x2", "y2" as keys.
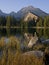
[{"x1": 0, "y1": 0, "x2": 49, "y2": 13}]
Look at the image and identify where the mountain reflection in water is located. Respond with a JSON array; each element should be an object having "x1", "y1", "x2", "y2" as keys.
[{"x1": 0, "y1": 28, "x2": 49, "y2": 40}]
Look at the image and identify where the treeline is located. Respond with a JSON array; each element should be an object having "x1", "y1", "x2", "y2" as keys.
[
  {"x1": 0, "y1": 15, "x2": 49, "y2": 37},
  {"x1": 0, "y1": 16, "x2": 36, "y2": 28},
  {"x1": 0, "y1": 16, "x2": 36, "y2": 36},
  {"x1": 0, "y1": 15, "x2": 49, "y2": 27},
  {"x1": 36, "y1": 16, "x2": 49, "y2": 39},
  {"x1": 36, "y1": 16, "x2": 49, "y2": 27}
]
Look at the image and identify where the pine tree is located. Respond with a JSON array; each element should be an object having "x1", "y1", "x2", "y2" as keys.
[{"x1": 6, "y1": 16, "x2": 11, "y2": 37}]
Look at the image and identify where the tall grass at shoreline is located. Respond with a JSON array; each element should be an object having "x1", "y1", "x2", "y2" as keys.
[{"x1": 0, "y1": 36, "x2": 49, "y2": 65}]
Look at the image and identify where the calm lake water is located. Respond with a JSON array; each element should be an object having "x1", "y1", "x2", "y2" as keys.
[{"x1": 0, "y1": 28, "x2": 49, "y2": 39}]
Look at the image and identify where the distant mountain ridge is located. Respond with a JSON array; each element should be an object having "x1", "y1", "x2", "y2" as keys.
[
  {"x1": 0, "y1": 10, "x2": 8, "y2": 16},
  {"x1": 0, "y1": 6, "x2": 48, "y2": 19},
  {"x1": 16, "y1": 6, "x2": 48, "y2": 19}
]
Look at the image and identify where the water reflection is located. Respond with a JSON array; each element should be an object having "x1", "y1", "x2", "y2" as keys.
[
  {"x1": 36, "y1": 28, "x2": 49, "y2": 39},
  {"x1": 0, "y1": 28, "x2": 49, "y2": 39}
]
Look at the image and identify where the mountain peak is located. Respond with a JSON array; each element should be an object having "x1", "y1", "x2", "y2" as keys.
[
  {"x1": 0, "y1": 6, "x2": 48, "y2": 19},
  {"x1": 27, "y1": 6, "x2": 35, "y2": 8},
  {"x1": 21, "y1": 6, "x2": 35, "y2": 11},
  {"x1": 16, "y1": 6, "x2": 48, "y2": 19}
]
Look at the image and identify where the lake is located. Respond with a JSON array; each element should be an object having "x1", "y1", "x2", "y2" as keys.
[{"x1": 0, "y1": 28, "x2": 49, "y2": 39}]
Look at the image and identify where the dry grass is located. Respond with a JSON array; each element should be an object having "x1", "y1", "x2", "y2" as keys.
[{"x1": 0, "y1": 37, "x2": 46, "y2": 65}]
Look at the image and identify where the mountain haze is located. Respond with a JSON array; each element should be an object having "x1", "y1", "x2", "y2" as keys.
[{"x1": 0, "y1": 6, "x2": 48, "y2": 19}]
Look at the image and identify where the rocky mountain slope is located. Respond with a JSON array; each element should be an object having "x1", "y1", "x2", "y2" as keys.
[{"x1": 0, "y1": 6, "x2": 48, "y2": 20}]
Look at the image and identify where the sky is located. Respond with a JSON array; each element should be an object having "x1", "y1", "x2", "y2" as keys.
[{"x1": 0, "y1": 0, "x2": 49, "y2": 13}]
